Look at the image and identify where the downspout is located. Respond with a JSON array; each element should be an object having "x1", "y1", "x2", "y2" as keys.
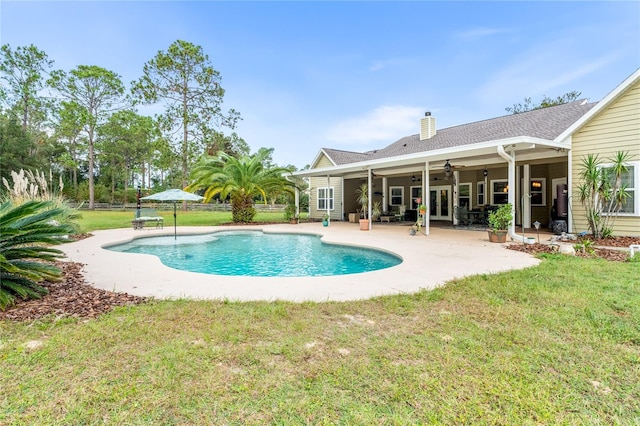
[{"x1": 497, "y1": 145, "x2": 525, "y2": 243}]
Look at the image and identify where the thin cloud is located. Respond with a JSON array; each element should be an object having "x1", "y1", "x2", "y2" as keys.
[
  {"x1": 325, "y1": 105, "x2": 424, "y2": 146},
  {"x1": 475, "y1": 41, "x2": 622, "y2": 104},
  {"x1": 454, "y1": 27, "x2": 512, "y2": 41},
  {"x1": 368, "y1": 57, "x2": 414, "y2": 72}
]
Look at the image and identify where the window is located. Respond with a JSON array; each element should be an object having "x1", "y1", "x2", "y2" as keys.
[
  {"x1": 458, "y1": 183, "x2": 471, "y2": 209},
  {"x1": 317, "y1": 187, "x2": 334, "y2": 210},
  {"x1": 491, "y1": 180, "x2": 509, "y2": 205},
  {"x1": 410, "y1": 186, "x2": 422, "y2": 209},
  {"x1": 530, "y1": 178, "x2": 546, "y2": 206},
  {"x1": 477, "y1": 182, "x2": 485, "y2": 205},
  {"x1": 603, "y1": 163, "x2": 637, "y2": 215},
  {"x1": 390, "y1": 186, "x2": 403, "y2": 206}
]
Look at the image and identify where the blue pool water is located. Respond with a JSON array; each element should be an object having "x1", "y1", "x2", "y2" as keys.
[{"x1": 106, "y1": 231, "x2": 401, "y2": 277}]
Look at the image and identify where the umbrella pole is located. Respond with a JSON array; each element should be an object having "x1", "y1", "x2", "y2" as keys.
[{"x1": 173, "y1": 202, "x2": 177, "y2": 240}]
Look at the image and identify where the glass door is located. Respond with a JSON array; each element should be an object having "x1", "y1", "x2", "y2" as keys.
[{"x1": 429, "y1": 186, "x2": 451, "y2": 220}]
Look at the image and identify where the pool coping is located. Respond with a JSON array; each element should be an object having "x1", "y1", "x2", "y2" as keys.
[{"x1": 60, "y1": 222, "x2": 541, "y2": 302}]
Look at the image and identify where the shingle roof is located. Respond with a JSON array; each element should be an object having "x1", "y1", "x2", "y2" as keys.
[{"x1": 322, "y1": 100, "x2": 597, "y2": 165}]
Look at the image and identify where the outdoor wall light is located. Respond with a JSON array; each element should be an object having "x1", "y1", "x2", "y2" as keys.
[
  {"x1": 444, "y1": 160, "x2": 451, "y2": 173},
  {"x1": 483, "y1": 167, "x2": 488, "y2": 177}
]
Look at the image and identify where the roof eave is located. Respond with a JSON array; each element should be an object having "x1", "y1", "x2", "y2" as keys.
[{"x1": 293, "y1": 136, "x2": 556, "y2": 178}]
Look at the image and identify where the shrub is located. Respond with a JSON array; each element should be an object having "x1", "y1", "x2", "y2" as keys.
[{"x1": 0, "y1": 200, "x2": 77, "y2": 309}]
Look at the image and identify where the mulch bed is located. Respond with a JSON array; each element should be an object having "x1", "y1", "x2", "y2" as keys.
[
  {"x1": 507, "y1": 235, "x2": 640, "y2": 262},
  {"x1": 0, "y1": 261, "x2": 148, "y2": 322}
]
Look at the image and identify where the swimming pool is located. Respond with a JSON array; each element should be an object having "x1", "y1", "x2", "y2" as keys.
[{"x1": 106, "y1": 230, "x2": 402, "y2": 277}]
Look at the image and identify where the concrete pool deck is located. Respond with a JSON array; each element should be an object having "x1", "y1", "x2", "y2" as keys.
[{"x1": 60, "y1": 222, "x2": 541, "y2": 302}]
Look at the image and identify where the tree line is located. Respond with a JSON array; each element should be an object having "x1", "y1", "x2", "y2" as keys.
[{"x1": 0, "y1": 40, "x2": 302, "y2": 209}]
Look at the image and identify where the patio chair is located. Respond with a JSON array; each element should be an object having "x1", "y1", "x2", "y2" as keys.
[{"x1": 395, "y1": 205, "x2": 406, "y2": 222}]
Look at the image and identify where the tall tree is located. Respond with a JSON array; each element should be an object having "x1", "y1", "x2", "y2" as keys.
[
  {"x1": 131, "y1": 39, "x2": 241, "y2": 202},
  {"x1": 48, "y1": 65, "x2": 125, "y2": 208},
  {"x1": 0, "y1": 44, "x2": 54, "y2": 132},
  {"x1": 98, "y1": 110, "x2": 157, "y2": 202},
  {"x1": 186, "y1": 151, "x2": 293, "y2": 223},
  {"x1": 53, "y1": 101, "x2": 86, "y2": 194},
  {"x1": 505, "y1": 91, "x2": 582, "y2": 114},
  {"x1": 0, "y1": 113, "x2": 41, "y2": 180}
]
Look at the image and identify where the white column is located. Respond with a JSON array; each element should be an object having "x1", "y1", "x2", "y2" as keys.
[
  {"x1": 326, "y1": 175, "x2": 331, "y2": 224},
  {"x1": 507, "y1": 150, "x2": 516, "y2": 236},
  {"x1": 367, "y1": 168, "x2": 372, "y2": 229},
  {"x1": 294, "y1": 187, "x2": 300, "y2": 217},
  {"x1": 452, "y1": 170, "x2": 459, "y2": 225},
  {"x1": 567, "y1": 148, "x2": 573, "y2": 233},
  {"x1": 522, "y1": 164, "x2": 531, "y2": 228},
  {"x1": 424, "y1": 162, "x2": 429, "y2": 235},
  {"x1": 382, "y1": 177, "x2": 388, "y2": 212}
]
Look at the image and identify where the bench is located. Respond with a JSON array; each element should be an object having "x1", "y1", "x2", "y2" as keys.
[{"x1": 132, "y1": 208, "x2": 164, "y2": 230}]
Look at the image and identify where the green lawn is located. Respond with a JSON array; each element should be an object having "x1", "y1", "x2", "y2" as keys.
[
  {"x1": 1, "y1": 212, "x2": 638, "y2": 424},
  {"x1": 0, "y1": 256, "x2": 640, "y2": 425},
  {"x1": 75, "y1": 209, "x2": 293, "y2": 232}
]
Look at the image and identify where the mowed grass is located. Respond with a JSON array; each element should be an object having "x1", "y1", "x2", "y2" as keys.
[
  {"x1": 75, "y1": 209, "x2": 291, "y2": 232},
  {"x1": 1, "y1": 252, "x2": 639, "y2": 424}
]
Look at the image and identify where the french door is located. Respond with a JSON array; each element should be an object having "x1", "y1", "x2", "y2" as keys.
[{"x1": 429, "y1": 186, "x2": 451, "y2": 221}]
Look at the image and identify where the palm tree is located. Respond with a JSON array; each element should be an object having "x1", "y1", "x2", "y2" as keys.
[
  {"x1": 0, "y1": 200, "x2": 77, "y2": 309},
  {"x1": 578, "y1": 151, "x2": 632, "y2": 239},
  {"x1": 187, "y1": 151, "x2": 295, "y2": 223}
]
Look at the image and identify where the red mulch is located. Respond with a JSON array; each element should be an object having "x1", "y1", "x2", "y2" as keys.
[
  {"x1": 507, "y1": 235, "x2": 640, "y2": 262},
  {"x1": 0, "y1": 261, "x2": 148, "y2": 322}
]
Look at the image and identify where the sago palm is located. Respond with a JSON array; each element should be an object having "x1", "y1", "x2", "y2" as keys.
[
  {"x1": 187, "y1": 151, "x2": 295, "y2": 222},
  {"x1": 0, "y1": 200, "x2": 77, "y2": 309}
]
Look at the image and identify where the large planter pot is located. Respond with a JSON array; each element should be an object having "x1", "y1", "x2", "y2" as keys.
[
  {"x1": 488, "y1": 230, "x2": 508, "y2": 243},
  {"x1": 322, "y1": 220, "x2": 329, "y2": 227},
  {"x1": 359, "y1": 219, "x2": 370, "y2": 231}
]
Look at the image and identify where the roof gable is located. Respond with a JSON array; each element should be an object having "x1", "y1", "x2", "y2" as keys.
[{"x1": 554, "y1": 68, "x2": 640, "y2": 142}]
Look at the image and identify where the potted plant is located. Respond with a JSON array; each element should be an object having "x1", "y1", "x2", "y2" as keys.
[
  {"x1": 417, "y1": 198, "x2": 427, "y2": 215},
  {"x1": 487, "y1": 203, "x2": 513, "y2": 243},
  {"x1": 284, "y1": 203, "x2": 298, "y2": 224},
  {"x1": 355, "y1": 183, "x2": 370, "y2": 231},
  {"x1": 322, "y1": 213, "x2": 329, "y2": 227}
]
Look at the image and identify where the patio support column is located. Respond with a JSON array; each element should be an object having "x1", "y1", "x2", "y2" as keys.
[
  {"x1": 424, "y1": 162, "x2": 429, "y2": 235},
  {"x1": 453, "y1": 170, "x2": 459, "y2": 226},
  {"x1": 367, "y1": 167, "x2": 372, "y2": 230},
  {"x1": 326, "y1": 174, "x2": 331, "y2": 224},
  {"x1": 497, "y1": 145, "x2": 519, "y2": 239},
  {"x1": 294, "y1": 186, "x2": 300, "y2": 218},
  {"x1": 382, "y1": 177, "x2": 388, "y2": 212},
  {"x1": 522, "y1": 164, "x2": 531, "y2": 229},
  {"x1": 567, "y1": 148, "x2": 573, "y2": 233}
]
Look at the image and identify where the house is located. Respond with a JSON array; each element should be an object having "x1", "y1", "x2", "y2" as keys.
[{"x1": 293, "y1": 68, "x2": 640, "y2": 237}]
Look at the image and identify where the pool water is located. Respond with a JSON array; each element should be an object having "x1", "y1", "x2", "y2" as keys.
[{"x1": 106, "y1": 231, "x2": 401, "y2": 277}]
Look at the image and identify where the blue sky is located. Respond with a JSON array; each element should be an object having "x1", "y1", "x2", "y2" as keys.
[{"x1": 2, "y1": 1, "x2": 639, "y2": 169}]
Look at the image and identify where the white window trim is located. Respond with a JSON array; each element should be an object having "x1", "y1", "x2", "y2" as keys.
[
  {"x1": 458, "y1": 182, "x2": 472, "y2": 209},
  {"x1": 490, "y1": 179, "x2": 509, "y2": 205},
  {"x1": 316, "y1": 187, "x2": 334, "y2": 211},
  {"x1": 530, "y1": 177, "x2": 547, "y2": 207},
  {"x1": 390, "y1": 186, "x2": 404, "y2": 206},
  {"x1": 601, "y1": 161, "x2": 638, "y2": 216},
  {"x1": 477, "y1": 181, "x2": 485, "y2": 206}
]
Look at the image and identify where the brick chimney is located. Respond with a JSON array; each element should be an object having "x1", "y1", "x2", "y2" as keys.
[{"x1": 420, "y1": 112, "x2": 436, "y2": 140}]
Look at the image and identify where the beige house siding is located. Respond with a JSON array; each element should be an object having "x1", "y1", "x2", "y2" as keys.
[
  {"x1": 313, "y1": 154, "x2": 334, "y2": 169},
  {"x1": 571, "y1": 81, "x2": 640, "y2": 236},
  {"x1": 309, "y1": 176, "x2": 343, "y2": 220}
]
